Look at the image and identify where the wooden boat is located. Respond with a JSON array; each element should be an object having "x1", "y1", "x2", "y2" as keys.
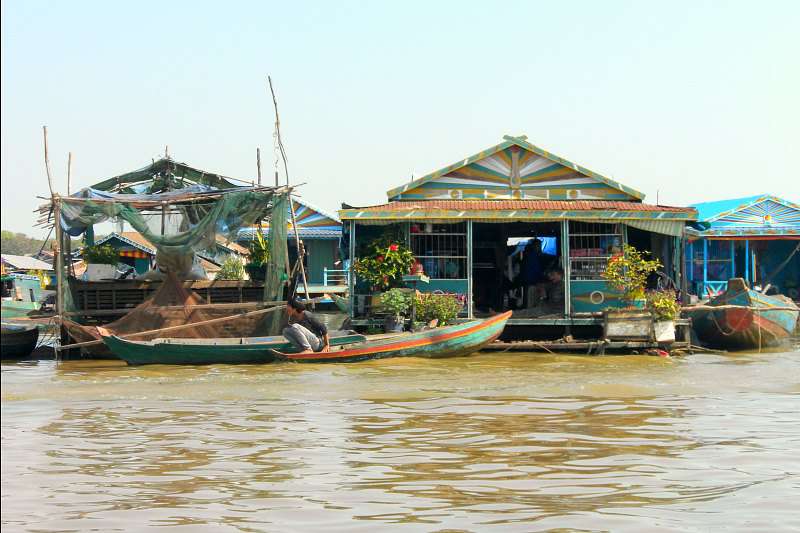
[
  {"x1": 689, "y1": 278, "x2": 799, "y2": 350},
  {"x1": 1, "y1": 321, "x2": 40, "y2": 359},
  {"x1": 101, "y1": 330, "x2": 368, "y2": 365},
  {"x1": 278, "y1": 311, "x2": 512, "y2": 363}
]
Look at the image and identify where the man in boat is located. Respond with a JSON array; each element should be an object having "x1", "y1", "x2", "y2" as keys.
[{"x1": 282, "y1": 299, "x2": 330, "y2": 354}]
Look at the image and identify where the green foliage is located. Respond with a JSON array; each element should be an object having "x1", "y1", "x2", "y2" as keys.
[
  {"x1": 415, "y1": 293, "x2": 463, "y2": 326},
  {"x1": 603, "y1": 244, "x2": 661, "y2": 303},
  {"x1": 83, "y1": 244, "x2": 119, "y2": 265},
  {"x1": 1, "y1": 230, "x2": 45, "y2": 255},
  {"x1": 247, "y1": 230, "x2": 270, "y2": 266},
  {"x1": 215, "y1": 256, "x2": 245, "y2": 280},
  {"x1": 647, "y1": 289, "x2": 680, "y2": 321},
  {"x1": 380, "y1": 288, "x2": 412, "y2": 318},
  {"x1": 354, "y1": 237, "x2": 415, "y2": 291}
]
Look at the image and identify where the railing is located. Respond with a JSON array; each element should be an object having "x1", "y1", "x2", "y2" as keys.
[
  {"x1": 323, "y1": 268, "x2": 349, "y2": 286},
  {"x1": 701, "y1": 280, "x2": 728, "y2": 297}
]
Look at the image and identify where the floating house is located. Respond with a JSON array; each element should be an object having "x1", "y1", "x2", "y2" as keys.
[
  {"x1": 84, "y1": 231, "x2": 250, "y2": 279},
  {"x1": 340, "y1": 135, "x2": 697, "y2": 333},
  {"x1": 686, "y1": 195, "x2": 800, "y2": 300},
  {"x1": 239, "y1": 198, "x2": 344, "y2": 285}
]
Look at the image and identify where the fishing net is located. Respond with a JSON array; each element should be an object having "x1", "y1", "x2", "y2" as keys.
[{"x1": 62, "y1": 274, "x2": 286, "y2": 356}]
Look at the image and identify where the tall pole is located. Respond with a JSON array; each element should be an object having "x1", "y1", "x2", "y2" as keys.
[
  {"x1": 256, "y1": 147, "x2": 262, "y2": 185},
  {"x1": 66, "y1": 152, "x2": 72, "y2": 195},
  {"x1": 268, "y1": 76, "x2": 310, "y2": 305},
  {"x1": 43, "y1": 126, "x2": 55, "y2": 196}
]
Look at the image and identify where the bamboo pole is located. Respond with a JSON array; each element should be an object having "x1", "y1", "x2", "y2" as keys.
[
  {"x1": 66, "y1": 152, "x2": 72, "y2": 195},
  {"x1": 681, "y1": 304, "x2": 798, "y2": 312},
  {"x1": 43, "y1": 126, "x2": 54, "y2": 196},
  {"x1": 53, "y1": 197, "x2": 65, "y2": 359},
  {"x1": 289, "y1": 196, "x2": 311, "y2": 306},
  {"x1": 256, "y1": 147, "x2": 262, "y2": 185}
]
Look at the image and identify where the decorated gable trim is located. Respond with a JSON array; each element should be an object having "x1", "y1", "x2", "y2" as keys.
[
  {"x1": 702, "y1": 195, "x2": 800, "y2": 226},
  {"x1": 387, "y1": 135, "x2": 645, "y2": 201}
]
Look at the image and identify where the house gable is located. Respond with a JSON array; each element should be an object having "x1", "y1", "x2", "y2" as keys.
[
  {"x1": 388, "y1": 135, "x2": 644, "y2": 202},
  {"x1": 706, "y1": 196, "x2": 800, "y2": 229}
]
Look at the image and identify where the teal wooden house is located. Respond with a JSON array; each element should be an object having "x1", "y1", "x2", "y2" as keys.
[
  {"x1": 239, "y1": 198, "x2": 343, "y2": 285},
  {"x1": 686, "y1": 195, "x2": 800, "y2": 299},
  {"x1": 340, "y1": 135, "x2": 698, "y2": 327}
]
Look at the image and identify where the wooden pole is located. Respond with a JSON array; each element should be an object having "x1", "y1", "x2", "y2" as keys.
[
  {"x1": 680, "y1": 304, "x2": 798, "y2": 312},
  {"x1": 288, "y1": 196, "x2": 311, "y2": 306},
  {"x1": 256, "y1": 147, "x2": 262, "y2": 185},
  {"x1": 66, "y1": 152, "x2": 72, "y2": 195},
  {"x1": 53, "y1": 197, "x2": 65, "y2": 359},
  {"x1": 43, "y1": 126, "x2": 55, "y2": 196}
]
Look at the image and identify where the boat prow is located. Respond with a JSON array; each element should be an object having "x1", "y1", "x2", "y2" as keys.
[
  {"x1": 281, "y1": 311, "x2": 513, "y2": 363},
  {"x1": 689, "y1": 278, "x2": 799, "y2": 350}
]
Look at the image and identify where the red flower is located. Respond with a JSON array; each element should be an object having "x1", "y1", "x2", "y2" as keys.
[
  {"x1": 388, "y1": 244, "x2": 399, "y2": 252},
  {"x1": 377, "y1": 255, "x2": 384, "y2": 263}
]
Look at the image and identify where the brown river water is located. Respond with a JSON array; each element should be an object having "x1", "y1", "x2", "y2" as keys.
[{"x1": 2, "y1": 348, "x2": 800, "y2": 532}]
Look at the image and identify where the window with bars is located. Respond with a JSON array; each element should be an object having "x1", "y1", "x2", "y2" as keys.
[
  {"x1": 568, "y1": 221, "x2": 623, "y2": 280},
  {"x1": 409, "y1": 222, "x2": 467, "y2": 279}
]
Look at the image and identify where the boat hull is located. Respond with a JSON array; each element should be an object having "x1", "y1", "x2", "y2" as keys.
[
  {"x1": 1, "y1": 323, "x2": 40, "y2": 359},
  {"x1": 690, "y1": 279, "x2": 799, "y2": 350},
  {"x1": 102, "y1": 332, "x2": 367, "y2": 365},
  {"x1": 282, "y1": 311, "x2": 512, "y2": 363}
]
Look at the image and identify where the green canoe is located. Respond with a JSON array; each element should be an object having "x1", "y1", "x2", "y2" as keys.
[{"x1": 102, "y1": 330, "x2": 367, "y2": 366}]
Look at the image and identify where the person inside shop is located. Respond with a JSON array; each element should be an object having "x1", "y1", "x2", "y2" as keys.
[
  {"x1": 534, "y1": 267, "x2": 565, "y2": 312},
  {"x1": 521, "y1": 239, "x2": 546, "y2": 308},
  {"x1": 278, "y1": 298, "x2": 330, "y2": 354}
]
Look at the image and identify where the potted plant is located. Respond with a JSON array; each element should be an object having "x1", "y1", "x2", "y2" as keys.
[
  {"x1": 603, "y1": 244, "x2": 661, "y2": 308},
  {"x1": 415, "y1": 293, "x2": 463, "y2": 327},
  {"x1": 245, "y1": 231, "x2": 270, "y2": 281},
  {"x1": 215, "y1": 256, "x2": 246, "y2": 280},
  {"x1": 380, "y1": 288, "x2": 411, "y2": 332},
  {"x1": 82, "y1": 244, "x2": 119, "y2": 281},
  {"x1": 647, "y1": 289, "x2": 680, "y2": 343},
  {"x1": 353, "y1": 237, "x2": 415, "y2": 309}
]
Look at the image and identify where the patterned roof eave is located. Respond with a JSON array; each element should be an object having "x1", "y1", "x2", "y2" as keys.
[
  {"x1": 386, "y1": 135, "x2": 645, "y2": 201},
  {"x1": 293, "y1": 196, "x2": 341, "y2": 224},
  {"x1": 340, "y1": 205, "x2": 696, "y2": 222},
  {"x1": 238, "y1": 228, "x2": 342, "y2": 240},
  {"x1": 686, "y1": 226, "x2": 800, "y2": 238},
  {"x1": 93, "y1": 233, "x2": 156, "y2": 255},
  {"x1": 692, "y1": 195, "x2": 800, "y2": 224}
]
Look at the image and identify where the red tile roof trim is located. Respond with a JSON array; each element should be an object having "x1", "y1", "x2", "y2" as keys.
[{"x1": 347, "y1": 200, "x2": 695, "y2": 213}]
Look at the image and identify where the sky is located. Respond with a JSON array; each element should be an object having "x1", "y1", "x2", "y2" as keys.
[{"x1": 2, "y1": 0, "x2": 799, "y2": 237}]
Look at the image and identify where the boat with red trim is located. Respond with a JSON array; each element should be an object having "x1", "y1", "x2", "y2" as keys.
[
  {"x1": 278, "y1": 311, "x2": 512, "y2": 363},
  {"x1": 689, "y1": 278, "x2": 799, "y2": 350}
]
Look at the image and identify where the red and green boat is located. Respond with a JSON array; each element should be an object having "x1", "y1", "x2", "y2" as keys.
[
  {"x1": 101, "y1": 311, "x2": 511, "y2": 365},
  {"x1": 689, "y1": 278, "x2": 799, "y2": 350},
  {"x1": 278, "y1": 311, "x2": 512, "y2": 363}
]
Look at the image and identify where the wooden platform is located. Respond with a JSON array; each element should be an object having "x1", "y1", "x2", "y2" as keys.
[{"x1": 483, "y1": 339, "x2": 689, "y2": 354}]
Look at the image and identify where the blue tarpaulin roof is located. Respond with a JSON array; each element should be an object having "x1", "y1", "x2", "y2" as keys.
[
  {"x1": 690, "y1": 195, "x2": 765, "y2": 222},
  {"x1": 687, "y1": 195, "x2": 800, "y2": 238}
]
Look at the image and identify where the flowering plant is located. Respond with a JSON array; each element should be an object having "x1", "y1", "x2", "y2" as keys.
[
  {"x1": 646, "y1": 289, "x2": 681, "y2": 321},
  {"x1": 603, "y1": 244, "x2": 661, "y2": 304},
  {"x1": 354, "y1": 237, "x2": 415, "y2": 290}
]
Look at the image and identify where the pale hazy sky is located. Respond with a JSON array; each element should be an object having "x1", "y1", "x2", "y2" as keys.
[{"x1": 2, "y1": 0, "x2": 799, "y2": 236}]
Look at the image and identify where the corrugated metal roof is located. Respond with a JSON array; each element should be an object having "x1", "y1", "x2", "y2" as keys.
[
  {"x1": 1, "y1": 254, "x2": 53, "y2": 271},
  {"x1": 238, "y1": 228, "x2": 342, "y2": 240},
  {"x1": 347, "y1": 200, "x2": 695, "y2": 213}
]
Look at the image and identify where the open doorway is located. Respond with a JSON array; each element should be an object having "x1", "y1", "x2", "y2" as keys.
[{"x1": 472, "y1": 222, "x2": 564, "y2": 317}]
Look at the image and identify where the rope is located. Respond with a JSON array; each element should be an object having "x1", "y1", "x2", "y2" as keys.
[{"x1": 708, "y1": 308, "x2": 752, "y2": 337}]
